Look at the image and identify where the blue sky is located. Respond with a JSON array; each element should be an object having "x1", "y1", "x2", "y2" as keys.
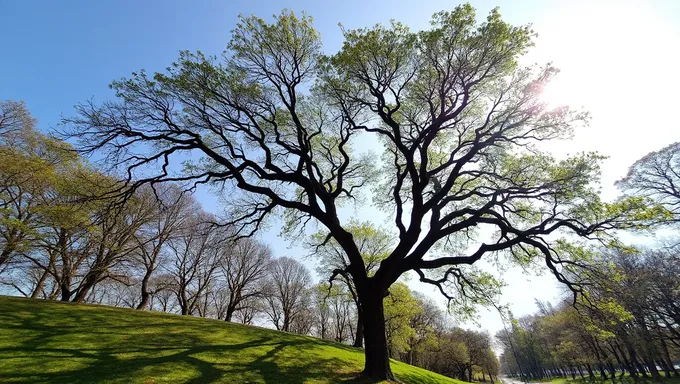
[
  {"x1": 0, "y1": 0, "x2": 537, "y2": 127},
  {"x1": 2, "y1": 0, "x2": 679, "y2": 334}
]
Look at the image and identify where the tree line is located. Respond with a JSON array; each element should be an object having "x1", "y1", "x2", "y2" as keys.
[
  {"x1": 498, "y1": 247, "x2": 679, "y2": 383},
  {"x1": 499, "y1": 139, "x2": 680, "y2": 383}
]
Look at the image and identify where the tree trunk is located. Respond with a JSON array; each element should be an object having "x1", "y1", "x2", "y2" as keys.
[
  {"x1": 72, "y1": 273, "x2": 99, "y2": 303},
  {"x1": 353, "y1": 307, "x2": 364, "y2": 348},
  {"x1": 30, "y1": 268, "x2": 51, "y2": 299},
  {"x1": 225, "y1": 294, "x2": 238, "y2": 322},
  {"x1": 627, "y1": 343, "x2": 648, "y2": 378},
  {"x1": 586, "y1": 363, "x2": 595, "y2": 380},
  {"x1": 612, "y1": 343, "x2": 632, "y2": 378},
  {"x1": 658, "y1": 358, "x2": 673, "y2": 380},
  {"x1": 224, "y1": 307, "x2": 234, "y2": 322},
  {"x1": 0, "y1": 247, "x2": 13, "y2": 269},
  {"x1": 607, "y1": 361, "x2": 617, "y2": 384},
  {"x1": 179, "y1": 289, "x2": 189, "y2": 315},
  {"x1": 660, "y1": 338, "x2": 679, "y2": 377},
  {"x1": 360, "y1": 287, "x2": 394, "y2": 381},
  {"x1": 136, "y1": 267, "x2": 153, "y2": 310},
  {"x1": 599, "y1": 363, "x2": 609, "y2": 380},
  {"x1": 642, "y1": 356, "x2": 661, "y2": 382},
  {"x1": 60, "y1": 275, "x2": 71, "y2": 301}
]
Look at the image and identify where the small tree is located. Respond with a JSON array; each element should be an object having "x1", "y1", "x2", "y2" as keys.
[{"x1": 65, "y1": 5, "x2": 657, "y2": 379}]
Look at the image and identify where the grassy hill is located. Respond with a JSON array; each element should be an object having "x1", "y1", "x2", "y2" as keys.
[{"x1": 0, "y1": 295, "x2": 463, "y2": 384}]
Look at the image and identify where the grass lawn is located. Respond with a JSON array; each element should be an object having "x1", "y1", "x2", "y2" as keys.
[{"x1": 0, "y1": 295, "x2": 465, "y2": 384}]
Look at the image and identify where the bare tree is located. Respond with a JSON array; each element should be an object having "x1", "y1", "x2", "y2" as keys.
[
  {"x1": 71, "y1": 193, "x2": 157, "y2": 303},
  {"x1": 166, "y1": 214, "x2": 222, "y2": 315},
  {"x1": 312, "y1": 283, "x2": 332, "y2": 340},
  {"x1": 232, "y1": 294, "x2": 262, "y2": 325},
  {"x1": 219, "y1": 238, "x2": 272, "y2": 322},
  {"x1": 262, "y1": 257, "x2": 312, "y2": 332},
  {"x1": 133, "y1": 185, "x2": 196, "y2": 310},
  {"x1": 617, "y1": 142, "x2": 680, "y2": 223}
]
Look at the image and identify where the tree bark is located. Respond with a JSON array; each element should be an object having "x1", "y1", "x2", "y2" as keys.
[
  {"x1": 0, "y1": 247, "x2": 13, "y2": 269},
  {"x1": 353, "y1": 307, "x2": 364, "y2": 348},
  {"x1": 660, "y1": 337, "x2": 679, "y2": 377},
  {"x1": 60, "y1": 273, "x2": 72, "y2": 301},
  {"x1": 73, "y1": 273, "x2": 99, "y2": 303},
  {"x1": 224, "y1": 309, "x2": 234, "y2": 322},
  {"x1": 359, "y1": 286, "x2": 394, "y2": 381},
  {"x1": 136, "y1": 267, "x2": 154, "y2": 310},
  {"x1": 30, "y1": 268, "x2": 51, "y2": 299}
]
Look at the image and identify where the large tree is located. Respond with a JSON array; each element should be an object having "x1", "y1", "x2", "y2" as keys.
[{"x1": 65, "y1": 5, "x2": 657, "y2": 380}]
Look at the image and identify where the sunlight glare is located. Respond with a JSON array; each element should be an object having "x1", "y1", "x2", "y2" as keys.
[{"x1": 539, "y1": 76, "x2": 576, "y2": 109}]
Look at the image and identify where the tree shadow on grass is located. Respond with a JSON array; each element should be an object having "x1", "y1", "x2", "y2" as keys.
[
  {"x1": 0, "y1": 297, "x2": 369, "y2": 383},
  {"x1": 0, "y1": 338, "x2": 360, "y2": 383}
]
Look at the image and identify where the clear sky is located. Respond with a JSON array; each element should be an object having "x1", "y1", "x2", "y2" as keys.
[{"x1": 2, "y1": 0, "x2": 679, "y2": 336}]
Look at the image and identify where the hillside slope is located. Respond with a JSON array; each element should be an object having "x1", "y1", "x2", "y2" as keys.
[{"x1": 0, "y1": 296, "x2": 462, "y2": 383}]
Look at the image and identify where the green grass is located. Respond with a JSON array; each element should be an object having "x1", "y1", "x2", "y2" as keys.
[
  {"x1": 524, "y1": 378, "x2": 568, "y2": 383},
  {"x1": 0, "y1": 295, "x2": 465, "y2": 384}
]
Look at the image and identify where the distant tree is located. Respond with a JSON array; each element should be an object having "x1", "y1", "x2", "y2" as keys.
[
  {"x1": 383, "y1": 282, "x2": 419, "y2": 357},
  {"x1": 406, "y1": 292, "x2": 442, "y2": 365},
  {"x1": 289, "y1": 300, "x2": 315, "y2": 336},
  {"x1": 312, "y1": 283, "x2": 332, "y2": 340},
  {"x1": 262, "y1": 257, "x2": 312, "y2": 332},
  {"x1": 0, "y1": 100, "x2": 78, "y2": 273},
  {"x1": 166, "y1": 214, "x2": 222, "y2": 315},
  {"x1": 71, "y1": 189, "x2": 158, "y2": 303},
  {"x1": 325, "y1": 283, "x2": 355, "y2": 343},
  {"x1": 617, "y1": 142, "x2": 679, "y2": 223},
  {"x1": 0, "y1": 100, "x2": 33, "y2": 138},
  {"x1": 232, "y1": 294, "x2": 262, "y2": 325},
  {"x1": 458, "y1": 329, "x2": 493, "y2": 382},
  {"x1": 219, "y1": 238, "x2": 272, "y2": 322},
  {"x1": 65, "y1": 6, "x2": 659, "y2": 379},
  {"x1": 133, "y1": 184, "x2": 197, "y2": 310},
  {"x1": 149, "y1": 273, "x2": 178, "y2": 312},
  {"x1": 15, "y1": 168, "x2": 116, "y2": 302}
]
